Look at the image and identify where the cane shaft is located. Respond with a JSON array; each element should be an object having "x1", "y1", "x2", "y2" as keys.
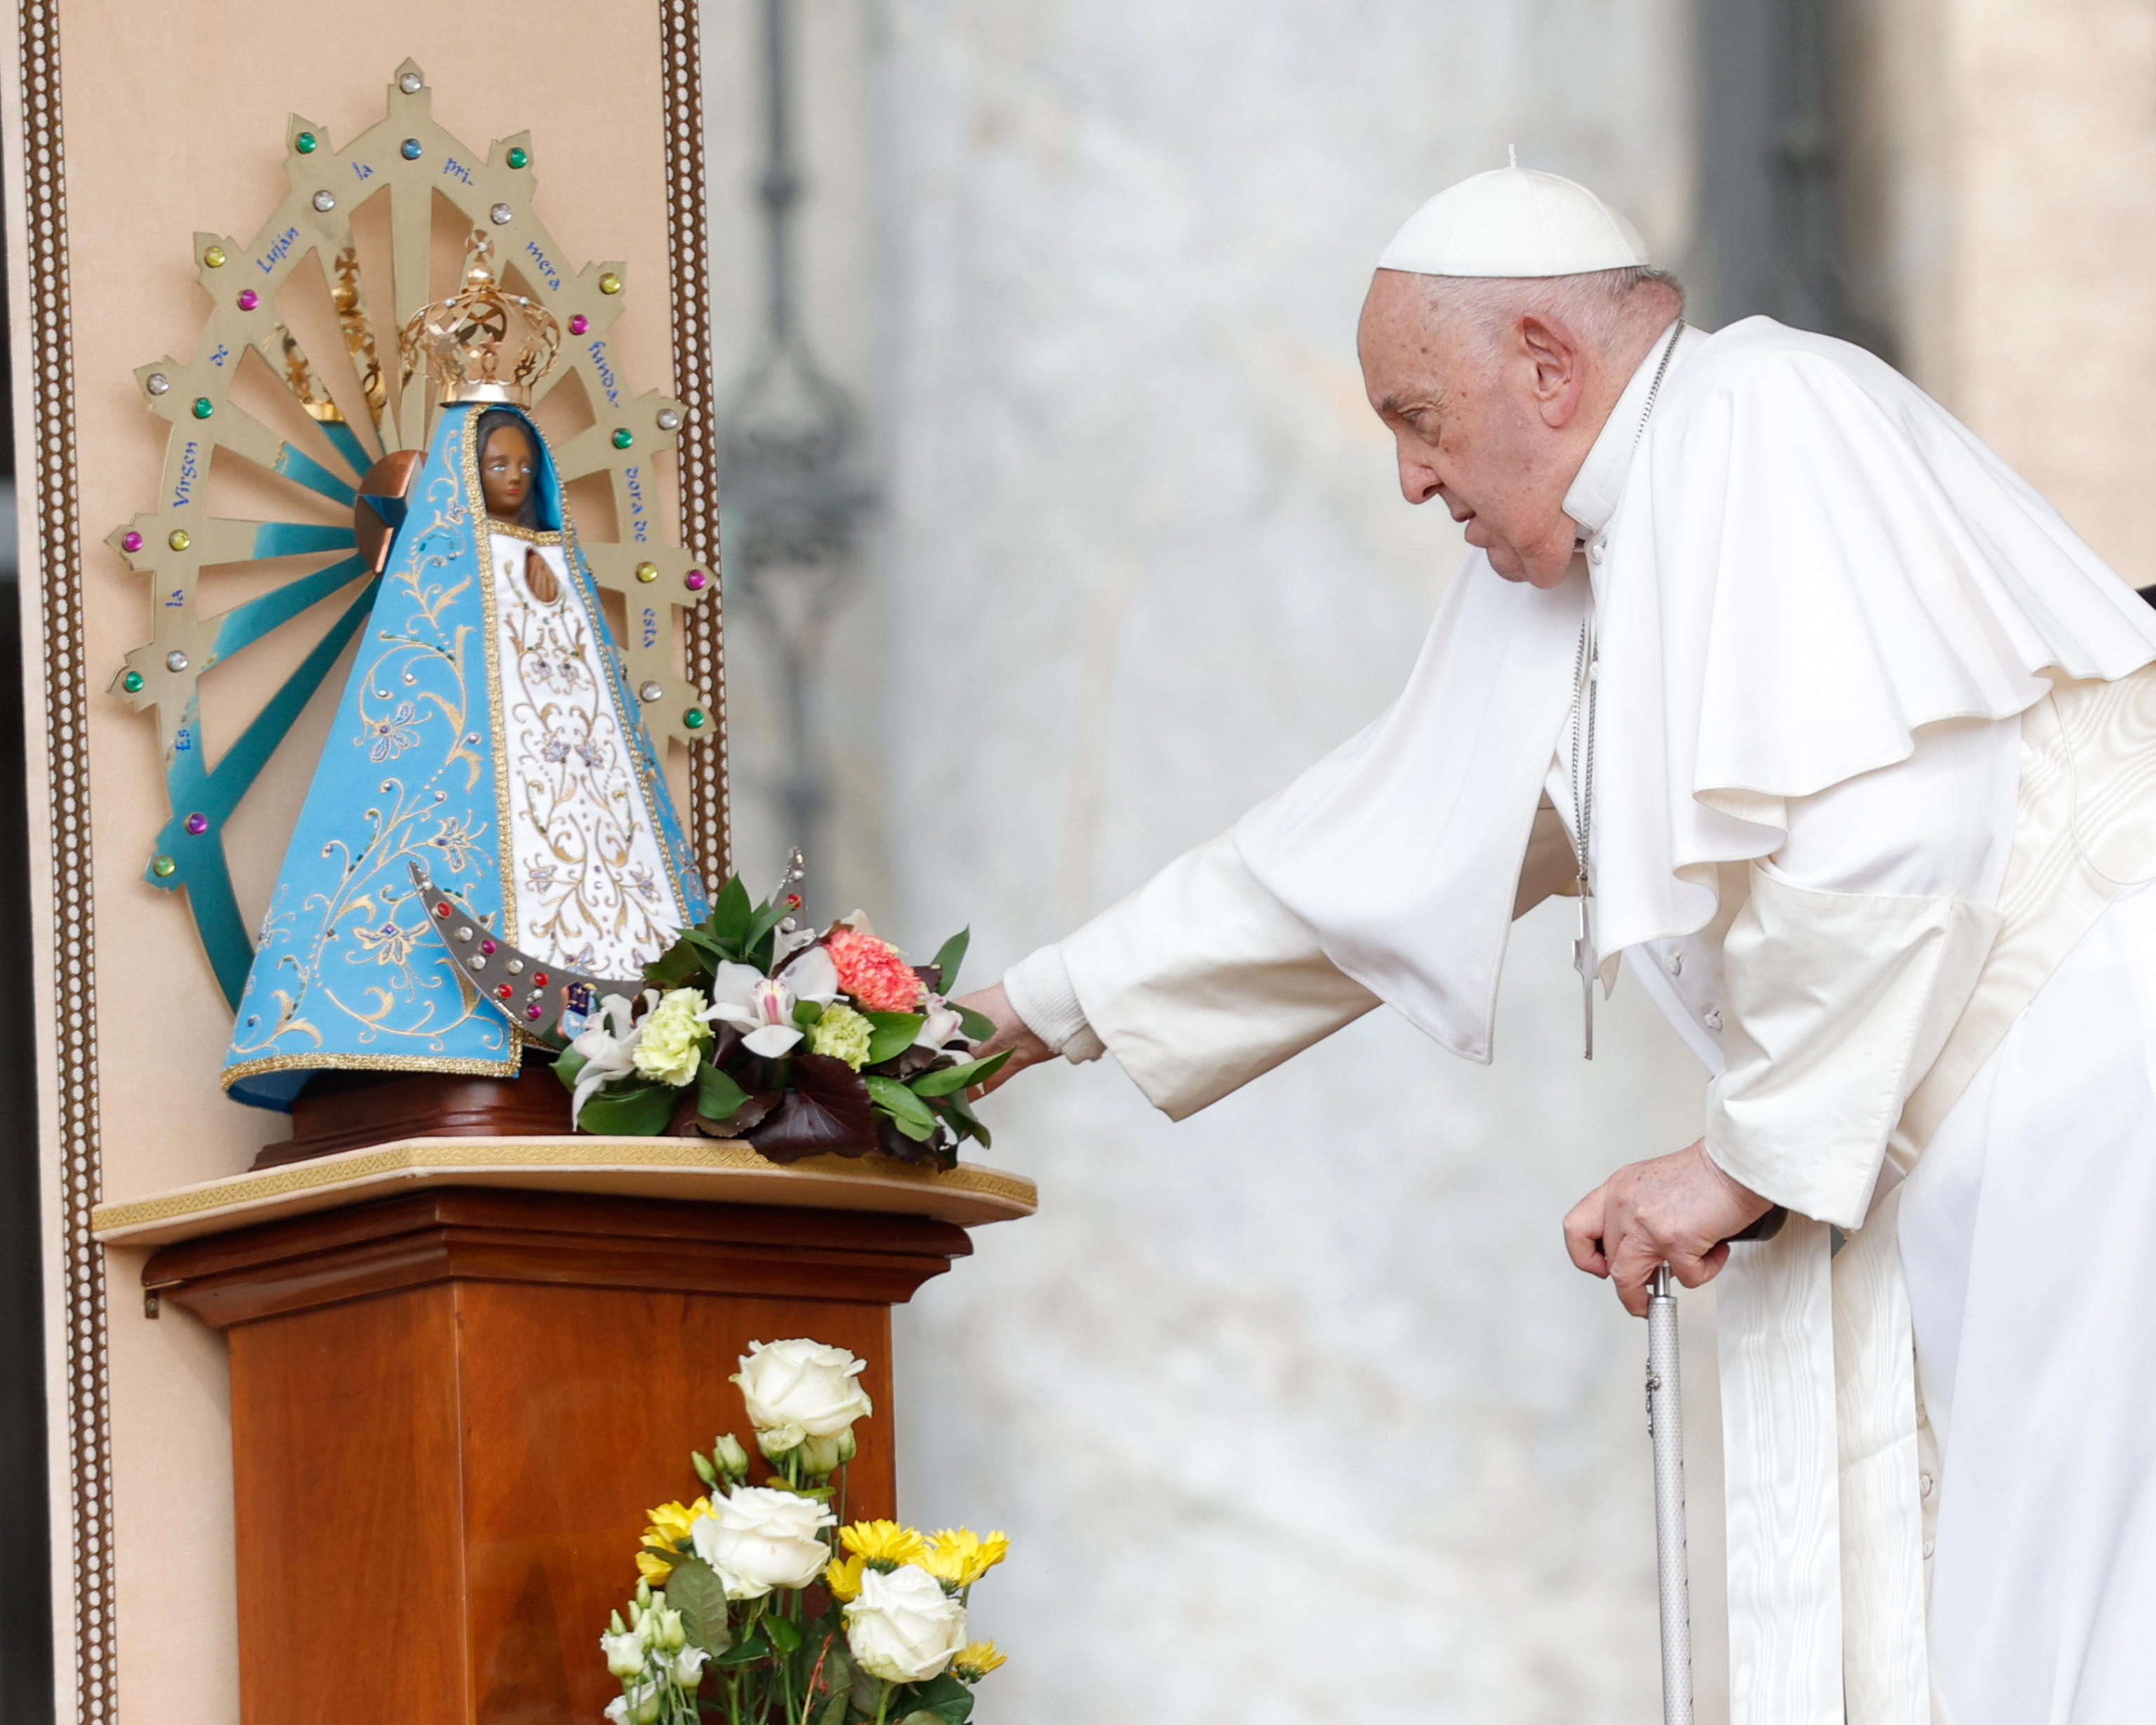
[{"x1": 1647, "y1": 1266, "x2": 1694, "y2": 1725}]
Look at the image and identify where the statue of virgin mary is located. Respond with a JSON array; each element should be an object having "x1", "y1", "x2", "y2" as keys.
[{"x1": 224, "y1": 255, "x2": 707, "y2": 1109}]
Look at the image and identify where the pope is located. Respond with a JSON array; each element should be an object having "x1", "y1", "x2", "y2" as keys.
[{"x1": 959, "y1": 162, "x2": 2156, "y2": 1724}]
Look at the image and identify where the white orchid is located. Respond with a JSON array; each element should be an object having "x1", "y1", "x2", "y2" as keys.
[
  {"x1": 568, "y1": 990, "x2": 653, "y2": 1125},
  {"x1": 913, "y1": 992, "x2": 971, "y2": 1055},
  {"x1": 703, "y1": 948, "x2": 839, "y2": 1058}
]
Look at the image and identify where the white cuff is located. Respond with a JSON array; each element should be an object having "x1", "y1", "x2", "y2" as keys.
[{"x1": 1002, "y1": 945, "x2": 1105, "y2": 1063}]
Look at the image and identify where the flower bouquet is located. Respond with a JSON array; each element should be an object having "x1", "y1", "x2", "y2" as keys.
[
  {"x1": 557, "y1": 873, "x2": 1009, "y2": 1169},
  {"x1": 601, "y1": 1337, "x2": 1007, "y2": 1725}
]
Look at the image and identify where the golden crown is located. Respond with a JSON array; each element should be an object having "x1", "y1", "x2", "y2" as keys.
[{"x1": 397, "y1": 232, "x2": 562, "y2": 406}]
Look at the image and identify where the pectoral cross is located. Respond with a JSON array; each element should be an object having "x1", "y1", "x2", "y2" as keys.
[{"x1": 1573, "y1": 884, "x2": 1596, "y2": 1060}]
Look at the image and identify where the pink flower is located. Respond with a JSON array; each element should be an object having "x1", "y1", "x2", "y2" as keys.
[{"x1": 826, "y1": 928, "x2": 924, "y2": 1013}]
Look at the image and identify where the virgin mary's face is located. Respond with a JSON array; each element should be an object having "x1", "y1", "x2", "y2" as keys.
[{"x1": 479, "y1": 422, "x2": 536, "y2": 521}]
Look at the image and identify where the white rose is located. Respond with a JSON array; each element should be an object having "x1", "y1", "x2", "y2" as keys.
[
  {"x1": 732, "y1": 1339, "x2": 874, "y2": 1452},
  {"x1": 843, "y1": 1565, "x2": 969, "y2": 1684},
  {"x1": 599, "y1": 1630, "x2": 646, "y2": 1680},
  {"x1": 604, "y1": 1681, "x2": 663, "y2": 1725},
  {"x1": 689, "y1": 1486, "x2": 836, "y2": 1600}
]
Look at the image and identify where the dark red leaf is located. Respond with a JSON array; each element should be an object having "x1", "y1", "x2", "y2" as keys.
[{"x1": 745, "y1": 1053, "x2": 879, "y2": 1162}]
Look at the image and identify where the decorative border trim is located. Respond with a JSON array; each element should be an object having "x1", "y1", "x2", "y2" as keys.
[
  {"x1": 659, "y1": 0, "x2": 733, "y2": 890},
  {"x1": 18, "y1": 1, "x2": 114, "y2": 1718},
  {"x1": 91, "y1": 1138, "x2": 1039, "y2": 1243}
]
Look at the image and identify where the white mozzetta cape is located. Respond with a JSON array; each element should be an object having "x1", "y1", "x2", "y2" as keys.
[{"x1": 1237, "y1": 319, "x2": 2156, "y2": 1048}]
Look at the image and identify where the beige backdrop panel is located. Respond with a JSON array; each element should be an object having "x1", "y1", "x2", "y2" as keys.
[{"x1": 4, "y1": 4, "x2": 703, "y2": 1717}]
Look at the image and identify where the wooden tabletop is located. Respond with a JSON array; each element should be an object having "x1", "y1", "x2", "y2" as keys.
[{"x1": 91, "y1": 1135, "x2": 1039, "y2": 1246}]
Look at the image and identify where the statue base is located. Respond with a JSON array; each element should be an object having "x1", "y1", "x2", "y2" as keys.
[{"x1": 260, "y1": 1049, "x2": 573, "y2": 1169}]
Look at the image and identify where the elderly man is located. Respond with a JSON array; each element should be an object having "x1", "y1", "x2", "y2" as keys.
[{"x1": 959, "y1": 163, "x2": 2156, "y2": 1725}]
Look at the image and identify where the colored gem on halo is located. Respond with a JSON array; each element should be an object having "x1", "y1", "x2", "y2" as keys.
[
  {"x1": 237, "y1": 289, "x2": 259, "y2": 311},
  {"x1": 202, "y1": 246, "x2": 227, "y2": 268},
  {"x1": 526, "y1": 1004, "x2": 543, "y2": 1020},
  {"x1": 568, "y1": 314, "x2": 590, "y2": 335},
  {"x1": 490, "y1": 203, "x2": 513, "y2": 226},
  {"x1": 434, "y1": 903, "x2": 452, "y2": 919},
  {"x1": 684, "y1": 707, "x2": 707, "y2": 731},
  {"x1": 533, "y1": 971, "x2": 550, "y2": 987},
  {"x1": 121, "y1": 671, "x2": 143, "y2": 693},
  {"x1": 479, "y1": 938, "x2": 496, "y2": 955},
  {"x1": 598, "y1": 272, "x2": 623, "y2": 295},
  {"x1": 151, "y1": 855, "x2": 176, "y2": 878},
  {"x1": 507, "y1": 146, "x2": 530, "y2": 169},
  {"x1": 684, "y1": 569, "x2": 707, "y2": 591},
  {"x1": 145, "y1": 373, "x2": 170, "y2": 396},
  {"x1": 401, "y1": 138, "x2": 423, "y2": 161},
  {"x1": 191, "y1": 397, "x2": 214, "y2": 420},
  {"x1": 611, "y1": 427, "x2": 633, "y2": 450},
  {"x1": 121, "y1": 532, "x2": 142, "y2": 552},
  {"x1": 168, "y1": 529, "x2": 191, "y2": 551},
  {"x1": 184, "y1": 813, "x2": 208, "y2": 835},
  {"x1": 495, "y1": 983, "x2": 513, "y2": 1000},
  {"x1": 634, "y1": 561, "x2": 658, "y2": 583},
  {"x1": 293, "y1": 131, "x2": 317, "y2": 155}
]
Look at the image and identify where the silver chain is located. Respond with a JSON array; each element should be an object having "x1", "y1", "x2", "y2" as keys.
[
  {"x1": 1570, "y1": 317, "x2": 1686, "y2": 889},
  {"x1": 1567, "y1": 319, "x2": 1686, "y2": 1056}
]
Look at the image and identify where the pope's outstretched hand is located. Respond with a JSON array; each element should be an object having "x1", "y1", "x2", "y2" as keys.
[
  {"x1": 1564, "y1": 1142, "x2": 1775, "y2": 1317},
  {"x1": 953, "y1": 984, "x2": 1053, "y2": 1098}
]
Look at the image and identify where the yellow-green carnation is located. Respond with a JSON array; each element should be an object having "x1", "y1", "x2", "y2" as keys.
[
  {"x1": 806, "y1": 1001, "x2": 874, "y2": 1069},
  {"x1": 633, "y1": 987, "x2": 710, "y2": 1086}
]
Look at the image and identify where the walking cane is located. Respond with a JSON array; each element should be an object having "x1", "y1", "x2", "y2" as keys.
[{"x1": 1645, "y1": 1263, "x2": 1692, "y2": 1725}]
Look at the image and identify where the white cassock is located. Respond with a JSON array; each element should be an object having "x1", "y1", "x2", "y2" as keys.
[{"x1": 1003, "y1": 317, "x2": 2156, "y2": 1725}]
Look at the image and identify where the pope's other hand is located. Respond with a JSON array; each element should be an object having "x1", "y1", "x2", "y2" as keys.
[
  {"x1": 1562, "y1": 1140, "x2": 1774, "y2": 1317},
  {"x1": 952, "y1": 983, "x2": 1053, "y2": 1098}
]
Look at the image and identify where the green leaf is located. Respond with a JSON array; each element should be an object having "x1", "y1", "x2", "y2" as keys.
[
  {"x1": 938, "y1": 1091, "x2": 992, "y2": 1150},
  {"x1": 815, "y1": 1691, "x2": 849, "y2": 1725},
  {"x1": 647, "y1": 932, "x2": 710, "y2": 988},
  {"x1": 766, "y1": 1616, "x2": 804, "y2": 1656},
  {"x1": 663, "y1": 1559, "x2": 733, "y2": 1657},
  {"x1": 864, "y1": 1074, "x2": 936, "y2": 1128},
  {"x1": 929, "y1": 928, "x2": 970, "y2": 996},
  {"x1": 793, "y1": 999, "x2": 825, "y2": 1030},
  {"x1": 743, "y1": 894, "x2": 795, "y2": 954},
  {"x1": 575, "y1": 1077, "x2": 679, "y2": 1135},
  {"x1": 554, "y1": 1046, "x2": 589, "y2": 1093},
  {"x1": 865, "y1": 1013, "x2": 926, "y2": 1064},
  {"x1": 706, "y1": 875, "x2": 753, "y2": 947},
  {"x1": 697, "y1": 1062, "x2": 751, "y2": 1121},
  {"x1": 911, "y1": 1051, "x2": 1011, "y2": 1098},
  {"x1": 714, "y1": 1633, "x2": 768, "y2": 1667},
  {"x1": 953, "y1": 1005, "x2": 997, "y2": 1044}
]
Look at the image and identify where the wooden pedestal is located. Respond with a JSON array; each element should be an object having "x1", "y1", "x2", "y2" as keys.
[{"x1": 100, "y1": 1143, "x2": 1034, "y2": 1725}]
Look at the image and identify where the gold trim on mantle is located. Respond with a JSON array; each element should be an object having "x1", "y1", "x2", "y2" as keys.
[{"x1": 93, "y1": 1138, "x2": 1039, "y2": 1247}]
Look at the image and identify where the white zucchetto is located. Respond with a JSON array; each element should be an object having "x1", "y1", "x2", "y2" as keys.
[{"x1": 1378, "y1": 160, "x2": 1651, "y2": 278}]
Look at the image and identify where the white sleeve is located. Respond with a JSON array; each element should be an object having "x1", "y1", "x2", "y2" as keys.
[
  {"x1": 1003, "y1": 832, "x2": 1379, "y2": 1120},
  {"x1": 1704, "y1": 717, "x2": 2016, "y2": 1226}
]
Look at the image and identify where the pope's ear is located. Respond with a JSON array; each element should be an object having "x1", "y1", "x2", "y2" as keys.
[{"x1": 1516, "y1": 312, "x2": 1584, "y2": 425}]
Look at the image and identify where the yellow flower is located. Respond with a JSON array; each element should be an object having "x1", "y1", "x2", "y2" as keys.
[
  {"x1": 806, "y1": 1000, "x2": 874, "y2": 1069},
  {"x1": 637, "y1": 1496, "x2": 713, "y2": 1583},
  {"x1": 919, "y1": 1528, "x2": 1010, "y2": 1587},
  {"x1": 839, "y1": 1519, "x2": 928, "y2": 1569},
  {"x1": 633, "y1": 987, "x2": 710, "y2": 1086},
  {"x1": 951, "y1": 1641, "x2": 1008, "y2": 1681},
  {"x1": 823, "y1": 1553, "x2": 865, "y2": 1603}
]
